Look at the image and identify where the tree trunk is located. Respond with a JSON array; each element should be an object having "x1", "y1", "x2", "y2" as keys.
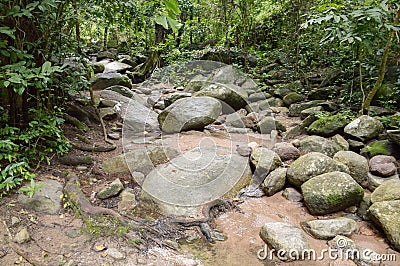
[
  {"x1": 361, "y1": 9, "x2": 399, "y2": 115},
  {"x1": 137, "y1": 24, "x2": 167, "y2": 78}
]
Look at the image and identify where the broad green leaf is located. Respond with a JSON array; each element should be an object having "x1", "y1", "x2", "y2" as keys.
[
  {"x1": 41, "y1": 61, "x2": 51, "y2": 74},
  {"x1": 164, "y1": 0, "x2": 180, "y2": 16},
  {"x1": 166, "y1": 17, "x2": 182, "y2": 32},
  {"x1": 0, "y1": 27, "x2": 15, "y2": 39},
  {"x1": 155, "y1": 15, "x2": 169, "y2": 29}
]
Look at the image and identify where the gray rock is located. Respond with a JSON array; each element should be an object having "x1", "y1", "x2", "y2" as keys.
[
  {"x1": 370, "y1": 179, "x2": 400, "y2": 203},
  {"x1": 332, "y1": 134, "x2": 350, "y2": 151},
  {"x1": 104, "y1": 61, "x2": 132, "y2": 73},
  {"x1": 288, "y1": 100, "x2": 326, "y2": 117},
  {"x1": 102, "y1": 146, "x2": 179, "y2": 176},
  {"x1": 261, "y1": 167, "x2": 287, "y2": 196},
  {"x1": 248, "y1": 92, "x2": 270, "y2": 102},
  {"x1": 357, "y1": 194, "x2": 372, "y2": 220},
  {"x1": 308, "y1": 86, "x2": 339, "y2": 100},
  {"x1": 301, "y1": 217, "x2": 358, "y2": 240},
  {"x1": 328, "y1": 235, "x2": 357, "y2": 251},
  {"x1": 158, "y1": 96, "x2": 222, "y2": 133},
  {"x1": 369, "y1": 155, "x2": 397, "y2": 177},
  {"x1": 104, "y1": 85, "x2": 136, "y2": 99},
  {"x1": 140, "y1": 146, "x2": 252, "y2": 216},
  {"x1": 14, "y1": 227, "x2": 30, "y2": 244},
  {"x1": 282, "y1": 187, "x2": 303, "y2": 202},
  {"x1": 344, "y1": 115, "x2": 384, "y2": 142},
  {"x1": 270, "y1": 106, "x2": 289, "y2": 114},
  {"x1": 333, "y1": 151, "x2": 369, "y2": 187},
  {"x1": 347, "y1": 139, "x2": 365, "y2": 151},
  {"x1": 164, "y1": 92, "x2": 192, "y2": 108},
  {"x1": 17, "y1": 180, "x2": 63, "y2": 214},
  {"x1": 259, "y1": 222, "x2": 310, "y2": 261},
  {"x1": 91, "y1": 72, "x2": 132, "y2": 91},
  {"x1": 387, "y1": 129, "x2": 400, "y2": 146},
  {"x1": 225, "y1": 112, "x2": 246, "y2": 128},
  {"x1": 250, "y1": 148, "x2": 282, "y2": 184},
  {"x1": 368, "y1": 200, "x2": 400, "y2": 251},
  {"x1": 118, "y1": 188, "x2": 137, "y2": 212},
  {"x1": 97, "y1": 50, "x2": 117, "y2": 60},
  {"x1": 100, "y1": 87, "x2": 146, "y2": 104},
  {"x1": 300, "y1": 106, "x2": 323, "y2": 119},
  {"x1": 283, "y1": 92, "x2": 305, "y2": 106},
  {"x1": 273, "y1": 142, "x2": 300, "y2": 161},
  {"x1": 107, "y1": 247, "x2": 126, "y2": 260},
  {"x1": 367, "y1": 172, "x2": 400, "y2": 191},
  {"x1": 257, "y1": 116, "x2": 286, "y2": 134},
  {"x1": 100, "y1": 90, "x2": 158, "y2": 134},
  {"x1": 287, "y1": 152, "x2": 348, "y2": 187},
  {"x1": 97, "y1": 178, "x2": 124, "y2": 199},
  {"x1": 266, "y1": 97, "x2": 284, "y2": 107},
  {"x1": 301, "y1": 171, "x2": 364, "y2": 215},
  {"x1": 193, "y1": 83, "x2": 248, "y2": 110},
  {"x1": 298, "y1": 135, "x2": 346, "y2": 157}
]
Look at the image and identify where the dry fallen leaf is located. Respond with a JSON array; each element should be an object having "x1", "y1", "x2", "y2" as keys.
[{"x1": 94, "y1": 243, "x2": 107, "y2": 252}]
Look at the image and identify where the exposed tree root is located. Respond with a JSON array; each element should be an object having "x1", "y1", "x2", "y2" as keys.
[
  {"x1": 63, "y1": 173, "x2": 123, "y2": 220},
  {"x1": 68, "y1": 140, "x2": 116, "y2": 152},
  {"x1": 169, "y1": 199, "x2": 236, "y2": 243},
  {"x1": 2, "y1": 220, "x2": 44, "y2": 266}
]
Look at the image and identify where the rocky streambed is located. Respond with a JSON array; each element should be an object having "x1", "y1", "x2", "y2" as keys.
[{"x1": 1, "y1": 57, "x2": 399, "y2": 265}]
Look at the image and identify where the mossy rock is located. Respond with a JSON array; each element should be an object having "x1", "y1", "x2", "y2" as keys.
[
  {"x1": 361, "y1": 140, "x2": 400, "y2": 159},
  {"x1": 283, "y1": 92, "x2": 306, "y2": 106},
  {"x1": 301, "y1": 171, "x2": 364, "y2": 215},
  {"x1": 307, "y1": 114, "x2": 351, "y2": 137}
]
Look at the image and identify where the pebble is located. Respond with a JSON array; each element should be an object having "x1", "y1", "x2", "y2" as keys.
[
  {"x1": 107, "y1": 247, "x2": 125, "y2": 260},
  {"x1": 14, "y1": 227, "x2": 30, "y2": 244}
]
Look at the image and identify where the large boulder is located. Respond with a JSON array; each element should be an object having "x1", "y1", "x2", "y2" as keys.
[
  {"x1": 368, "y1": 200, "x2": 400, "y2": 251},
  {"x1": 91, "y1": 72, "x2": 132, "y2": 91},
  {"x1": 301, "y1": 171, "x2": 364, "y2": 215},
  {"x1": 102, "y1": 147, "x2": 179, "y2": 176},
  {"x1": 158, "y1": 96, "x2": 222, "y2": 133},
  {"x1": 104, "y1": 61, "x2": 133, "y2": 73},
  {"x1": 193, "y1": 84, "x2": 248, "y2": 110},
  {"x1": 297, "y1": 135, "x2": 346, "y2": 157},
  {"x1": 333, "y1": 151, "x2": 369, "y2": 187},
  {"x1": 17, "y1": 180, "x2": 63, "y2": 214},
  {"x1": 344, "y1": 115, "x2": 384, "y2": 142},
  {"x1": 301, "y1": 217, "x2": 358, "y2": 240},
  {"x1": 287, "y1": 152, "x2": 348, "y2": 187},
  {"x1": 140, "y1": 146, "x2": 252, "y2": 216},
  {"x1": 259, "y1": 222, "x2": 310, "y2": 261},
  {"x1": 370, "y1": 179, "x2": 400, "y2": 203}
]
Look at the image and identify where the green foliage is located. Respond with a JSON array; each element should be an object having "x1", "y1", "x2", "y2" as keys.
[
  {"x1": 19, "y1": 179, "x2": 44, "y2": 198},
  {"x1": 0, "y1": 107, "x2": 70, "y2": 197}
]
